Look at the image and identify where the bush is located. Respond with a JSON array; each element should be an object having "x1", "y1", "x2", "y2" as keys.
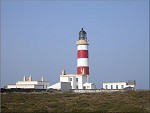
[{"x1": 1, "y1": 91, "x2": 150, "y2": 113}]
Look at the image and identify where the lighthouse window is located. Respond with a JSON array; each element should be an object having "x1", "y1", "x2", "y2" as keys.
[
  {"x1": 70, "y1": 78, "x2": 72, "y2": 81},
  {"x1": 76, "y1": 78, "x2": 78, "y2": 82},
  {"x1": 116, "y1": 85, "x2": 118, "y2": 89},
  {"x1": 111, "y1": 85, "x2": 113, "y2": 89},
  {"x1": 105, "y1": 85, "x2": 107, "y2": 89},
  {"x1": 76, "y1": 85, "x2": 78, "y2": 89}
]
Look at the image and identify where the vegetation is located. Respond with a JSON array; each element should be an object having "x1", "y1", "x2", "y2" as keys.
[{"x1": 1, "y1": 90, "x2": 150, "y2": 113}]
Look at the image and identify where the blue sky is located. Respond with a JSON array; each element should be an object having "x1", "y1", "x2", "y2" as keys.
[{"x1": 1, "y1": 0, "x2": 149, "y2": 89}]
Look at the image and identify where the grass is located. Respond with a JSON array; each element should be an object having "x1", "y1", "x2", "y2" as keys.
[{"x1": 1, "y1": 90, "x2": 150, "y2": 113}]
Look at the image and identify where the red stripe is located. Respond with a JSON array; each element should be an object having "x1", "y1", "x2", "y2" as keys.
[
  {"x1": 77, "y1": 50, "x2": 88, "y2": 58},
  {"x1": 77, "y1": 67, "x2": 89, "y2": 75}
]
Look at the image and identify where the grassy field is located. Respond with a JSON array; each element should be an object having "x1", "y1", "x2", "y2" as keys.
[{"x1": 1, "y1": 90, "x2": 150, "y2": 113}]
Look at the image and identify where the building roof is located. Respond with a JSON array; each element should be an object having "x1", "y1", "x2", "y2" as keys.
[
  {"x1": 60, "y1": 74, "x2": 87, "y2": 77},
  {"x1": 47, "y1": 82, "x2": 60, "y2": 90},
  {"x1": 103, "y1": 80, "x2": 136, "y2": 85},
  {"x1": 83, "y1": 82, "x2": 95, "y2": 85},
  {"x1": 127, "y1": 80, "x2": 136, "y2": 85},
  {"x1": 103, "y1": 81, "x2": 126, "y2": 84}
]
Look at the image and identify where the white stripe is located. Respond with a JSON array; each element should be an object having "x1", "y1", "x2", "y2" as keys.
[
  {"x1": 77, "y1": 45, "x2": 88, "y2": 50},
  {"x1": 77, "y1": 58, "x2": 88, "y2": 67}
]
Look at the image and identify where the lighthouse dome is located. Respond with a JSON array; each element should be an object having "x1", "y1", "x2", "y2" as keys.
[{"x1": 79, "y1": 28, "x2": 87, "y2": 40}]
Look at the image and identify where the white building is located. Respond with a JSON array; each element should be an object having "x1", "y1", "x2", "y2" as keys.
[
  {"x1": 60, "y1": 72, "x2": 87, "y2": 89},
  {"x1": 83, "y1": 82, "x2": 96, "y2": 89},
  {"x1": 7, "y1": 75, "x2": 49, "y2": 89},
  {"x1": 102, "y1": 80, "x2": 136, "y2": 90},
  {"x1": 48, "y1": 69, "x2": 96, "y2": 90}
]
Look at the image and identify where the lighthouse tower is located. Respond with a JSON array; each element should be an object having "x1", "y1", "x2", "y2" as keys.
[
  {"x1": 48, "y1": 28, "x2": 96, "y2": 90},
  {"x1": 76, "y1": 28, "x2": 89, "y2": 75}
]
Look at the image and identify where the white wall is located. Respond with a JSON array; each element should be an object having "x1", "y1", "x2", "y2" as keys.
[
  {"x1": 7, "y1": 85, "x2": 18, "y2": 89},
  {"x1": 38, "y1": 81, "x2": 49, "y2": 89},
  {"x1": 83, "y1": 83, "x2": 96, "y2": 89},
  {"x1": 71, "y1": 76, "x2": 76, "y2": 89},
  {"x1": 16, "y1": 81, "x2": 38, "y2": 85},
  {"x1": 60, "y1": 76, "x2": 69, "y2": 82},
  {"x1": 7, "y1": 84, "x2": 35, "y2": 89},
  {"x1": 7, "y1": 81, "x2": 50, "y2": 89},
  {"x1": 76, "y1": 76, "x2": 82, "y2": 89},
  {"x1": 76, "y1": 76, "x2": 87, "y2": 89},
  {"x1": 60, "y1": 75, "x2": 88, "y2": 89}
]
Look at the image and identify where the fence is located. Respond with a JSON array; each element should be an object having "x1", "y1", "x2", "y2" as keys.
[{"x1": 71, "y1": 89, "x2": 125, "y2": 93}]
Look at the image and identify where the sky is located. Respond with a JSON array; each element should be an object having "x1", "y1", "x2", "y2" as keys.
[{"x1": 1, "y1": 0, "x2": 149, "y2": 89}]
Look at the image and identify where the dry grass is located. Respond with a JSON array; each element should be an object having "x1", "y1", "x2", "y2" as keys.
[{"x1": 1, "y1": 90, "x2": 150, "y2": 113}]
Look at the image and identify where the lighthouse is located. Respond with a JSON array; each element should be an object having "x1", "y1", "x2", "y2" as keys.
[
  {"x1": 48, "y1": 28, "x2": 96, "y2": 90},
  {"x1": 76, "y1": 28, "x2": 89, "y2": 75}
]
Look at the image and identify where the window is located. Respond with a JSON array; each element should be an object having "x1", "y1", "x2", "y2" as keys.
[
  {"x1": 76, "y1": 85, "x2": 78, "y2": 89},
  {"x1": 76, "y1": 78, "x2": 78, "y2": 82},
  {"x1": 111, "y1": 85, "x2": 113, "y2": 89},
  {"x1": 70, "y1": 78, "x2": 72, "y2": 81},
  {"x1": 116, "y1": 85, "x2": 118, "y2": 89},
  {"x1": 105, "y1": 85, "x2": 107, "y2": 89},
  {"x1": 83, "y1": 86, "x2": 86, "y2": 89},
  {"x1": 121, "y1": 85, "x2": 124, "y2": 89}
]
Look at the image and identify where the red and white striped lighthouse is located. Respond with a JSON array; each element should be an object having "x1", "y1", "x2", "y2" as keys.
[{"x1": 76, "y1": 28, "x2": 89, "y2": 75}]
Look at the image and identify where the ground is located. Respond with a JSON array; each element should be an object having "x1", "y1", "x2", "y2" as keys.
[{"x1": 1, "y1": 90, "x2": 150, "y2": 113}]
